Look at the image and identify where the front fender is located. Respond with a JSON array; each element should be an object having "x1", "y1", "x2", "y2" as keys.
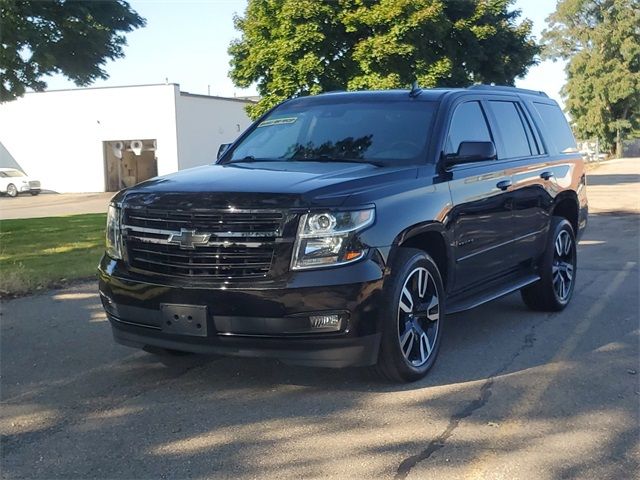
[{"x1": 356, "y1": 179, "x2": 452, "y2": 249}]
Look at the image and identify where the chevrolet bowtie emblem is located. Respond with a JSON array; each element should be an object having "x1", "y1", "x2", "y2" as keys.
[{"x1": 167, "y1": 229, "x2": 211, "y2": 249}]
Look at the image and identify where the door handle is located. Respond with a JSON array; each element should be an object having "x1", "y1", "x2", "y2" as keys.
[
  {"x1": 540, "y1": 171, "x2": 555, "y2": 180},
  {"x1": 496, "y1": 179, "x2": 512, "y2": 191}
]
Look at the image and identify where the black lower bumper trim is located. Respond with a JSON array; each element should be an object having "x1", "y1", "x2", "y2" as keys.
[{"x1": 111, "y1": 319, "x2": 380, "y2": 368}]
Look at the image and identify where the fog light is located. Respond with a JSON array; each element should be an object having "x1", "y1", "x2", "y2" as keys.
[
  {"x1": 309, "y1": 314, "x2": 341, "y2": 330},
  {"x1": 100, "y1": 292, "x2": 118, "y2": 316}
]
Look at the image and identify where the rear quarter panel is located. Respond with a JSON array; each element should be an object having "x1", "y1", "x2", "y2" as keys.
[{"x1": 521, "y1": 96, "x2": 588, "y2": 235}]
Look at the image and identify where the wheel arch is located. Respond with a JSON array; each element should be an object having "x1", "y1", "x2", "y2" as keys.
[
  {"x1": 392, "y1": 222, "x2": 452, "y2": 290},
  {"x1": 551, "y1": 191, "x2": 580, "y2": 234}
]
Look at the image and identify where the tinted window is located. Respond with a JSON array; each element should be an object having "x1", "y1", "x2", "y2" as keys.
[
  {"x1": 489, "y1": 101, "x2": 532, "y2": 158},
  {"x1": 533, "y1": 103, "x2": 577, "y2": 153},
  {"x1": 229, "y1": 100, "x2": 438, "y2": 165},
  {"x1": 234, "y1": 115, "x2": 305, "y2": 161},
  {"x1": 445, "y1": 102, "x2": 492, "y2": 155}
]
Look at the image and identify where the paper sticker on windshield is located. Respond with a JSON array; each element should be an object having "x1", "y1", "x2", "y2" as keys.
[{"x1": 257, "y1": 117, "x2": 297, "y2": 128}]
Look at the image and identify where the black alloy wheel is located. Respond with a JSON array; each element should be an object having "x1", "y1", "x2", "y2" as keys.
[
  {"x1": 521, "y1": 217, "x2": 577, "y2": 311},
  {"x1": 376, "y1": 248, "x2": 445, "y2": 382},
  {"x1": 397, "y1": 266, "x2": 440, "y2": 367},
  {"x1": 552, "y1": 229, "x2": 575, "y2": 302}
]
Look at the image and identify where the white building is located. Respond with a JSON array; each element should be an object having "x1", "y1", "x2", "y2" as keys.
[{"x1": 0, "y1": 84, "x2": 254, "y2": 193}]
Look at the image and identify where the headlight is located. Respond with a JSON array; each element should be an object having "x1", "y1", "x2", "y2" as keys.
[
  {"x1": 291, "y1": 209, "x2": 375, "y2": 270},
  {"x1": 106, "y1": 204, "x2": 122, "y2": 259}
]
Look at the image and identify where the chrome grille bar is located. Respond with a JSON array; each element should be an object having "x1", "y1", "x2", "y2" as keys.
[
  {"x1": 123, "y1": 224, "x2": 280, "y2": 239},
  {"x1": 122, "y1": 207, "x2": 283, "y2": 279}
]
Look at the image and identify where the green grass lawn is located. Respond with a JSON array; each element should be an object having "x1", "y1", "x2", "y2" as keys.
[{"x1": 0, "y1": 213, "x2": 107, "y2": 296}]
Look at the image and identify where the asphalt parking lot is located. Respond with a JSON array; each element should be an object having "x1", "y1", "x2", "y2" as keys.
[
  {"x1": 0, "y1": 192, "x2": 112, "y2": 220},
  {"x1": 1, "y1": 159, "x2": 638, "y2": 479}
]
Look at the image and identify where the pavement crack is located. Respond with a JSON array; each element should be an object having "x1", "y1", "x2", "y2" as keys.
[
  {"x1": 395, "y1": 377, "x2": 494, "y2": 479},
  {"x1": 394, "y1": 316, "x2": 544, "y2": 479},
  {"x1": 394, "y1": 266, "x2": 605, "y2": 479}
]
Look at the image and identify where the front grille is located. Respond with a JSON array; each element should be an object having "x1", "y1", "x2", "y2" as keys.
[{"x1": 122, "y1": 207, "x2": 284, "y2": 279}]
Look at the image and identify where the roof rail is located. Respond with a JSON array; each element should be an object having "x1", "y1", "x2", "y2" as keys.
[
  {"x1": 468, "y1": 84, "x2": 549, "y2": 98},
  {"x1": 318, "y1": 90, "x2": 347, "y2": 95}
]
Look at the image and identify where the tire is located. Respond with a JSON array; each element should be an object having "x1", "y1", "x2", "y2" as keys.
[
  {"x1": 375, "y1": 248, "x2": 445, "y2": 382},
  {"x1": 521, "y1": 217, "x2": 577, "y2": 311},
  {"x1": 30, "y1": 191, "x2": 40, "y2": 196},
  {"x1": 6, "y1": 184, "x2": 17, "y2": 197}
]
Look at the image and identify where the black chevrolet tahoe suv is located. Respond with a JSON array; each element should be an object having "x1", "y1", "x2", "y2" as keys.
[{"x1": 99, "y1": 85, "x2": 588, "y2": 382}]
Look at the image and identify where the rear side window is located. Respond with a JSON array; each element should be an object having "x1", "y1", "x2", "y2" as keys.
[
  {"x1": 533, "y1": 103, "x2": 577, "y2": 154},
  {"x1": 445, "y1": 101, "x2": 492, "y2": 155},
  {"x1": 489, "y1": 101, "x2": 532, "y2": 159}
]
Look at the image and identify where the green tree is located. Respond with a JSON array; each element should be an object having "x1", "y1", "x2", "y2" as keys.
[
  {"x1": 229, "y1": 0, "x2": 539, "y2": 119},
  {"x1": 543, "y1": 0, "x2": 640, "y2": 156},
  {"x1": 0, "y1": 0, "x2": 145, "y2": 102}
]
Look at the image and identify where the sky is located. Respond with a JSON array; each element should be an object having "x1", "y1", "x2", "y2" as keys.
[{"x1": 43, "y1": 0, "x2": 567, "y2": 105}]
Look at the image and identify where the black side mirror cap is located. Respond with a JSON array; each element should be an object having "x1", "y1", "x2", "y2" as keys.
[
  {"x1": 442, "y1": 141, "x2": 497, "y2": 169},
  {"x1": 217, "y1": 143, "x2": 231, "y2": 160}
]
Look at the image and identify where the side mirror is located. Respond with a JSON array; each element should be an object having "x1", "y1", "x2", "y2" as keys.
[
  {"x1": 217, "y1": 143, "x2": 231, "y2": 160},
  {"x1": 442, "y1": 141, "x2": 497, "y2": 168}
]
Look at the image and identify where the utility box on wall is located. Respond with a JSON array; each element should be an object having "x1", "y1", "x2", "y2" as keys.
[{"x1": 0, "y1": 84, "x2": 254, "y2": 193}]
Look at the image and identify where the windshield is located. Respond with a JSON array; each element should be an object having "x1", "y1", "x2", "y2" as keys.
[
  {"x1": 1, "y1": 170, "x2": 25, "y2": 177},
  {"x1": 227, "y1": 99, "x2": 438, "y2": 165}
]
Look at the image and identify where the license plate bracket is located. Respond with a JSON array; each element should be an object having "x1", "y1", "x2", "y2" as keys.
[{"x1": 160, "y1": 304, "x2": 208, "y2": 337}]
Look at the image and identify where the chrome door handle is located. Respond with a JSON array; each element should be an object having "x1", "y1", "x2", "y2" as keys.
[
  {"x1": 540, "y1": 171, "x2": 555, "y2": 180},
  {"x1": 496, "y1": 179, "x2": 512, "y2": 191}
]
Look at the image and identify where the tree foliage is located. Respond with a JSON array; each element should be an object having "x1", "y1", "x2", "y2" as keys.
[
  {"x1": 229, "y1": 0, "x2": 539, "y2": 118},
  {"x1": 543, "y1": 0, "x2": 640, "y2": 155},
  {"x1": 0, "y1": 0, "x2": 145, "y2": 102}
]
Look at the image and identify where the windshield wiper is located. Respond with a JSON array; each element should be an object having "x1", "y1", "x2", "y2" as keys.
[
  {"x1": 229, "y1": 155, "x2": 384, "y2": 167},
  {"x1": 295, "y1": 156, "x2": 384, "y2": 167},
  {"x1": 229, "y1": 156, "x2": 270, "y2": 163}
]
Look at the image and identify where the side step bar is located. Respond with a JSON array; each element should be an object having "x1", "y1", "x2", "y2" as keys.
[{"x1": 447, "y1": 274, "x2": 540, "y2": 314}]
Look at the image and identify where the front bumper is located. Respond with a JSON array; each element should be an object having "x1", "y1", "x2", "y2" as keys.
[{"x1": 99, "y1": 254, "x2": 386, "y2": 368}]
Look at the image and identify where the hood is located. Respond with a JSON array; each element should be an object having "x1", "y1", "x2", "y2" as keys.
[{"x1": 118, "y1": 161, "x2": 418, "y2": 209}]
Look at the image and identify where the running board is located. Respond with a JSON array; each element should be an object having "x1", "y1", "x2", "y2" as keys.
[{"x1": 446, "y1": 274, "x2": 540, "y2": 314}]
